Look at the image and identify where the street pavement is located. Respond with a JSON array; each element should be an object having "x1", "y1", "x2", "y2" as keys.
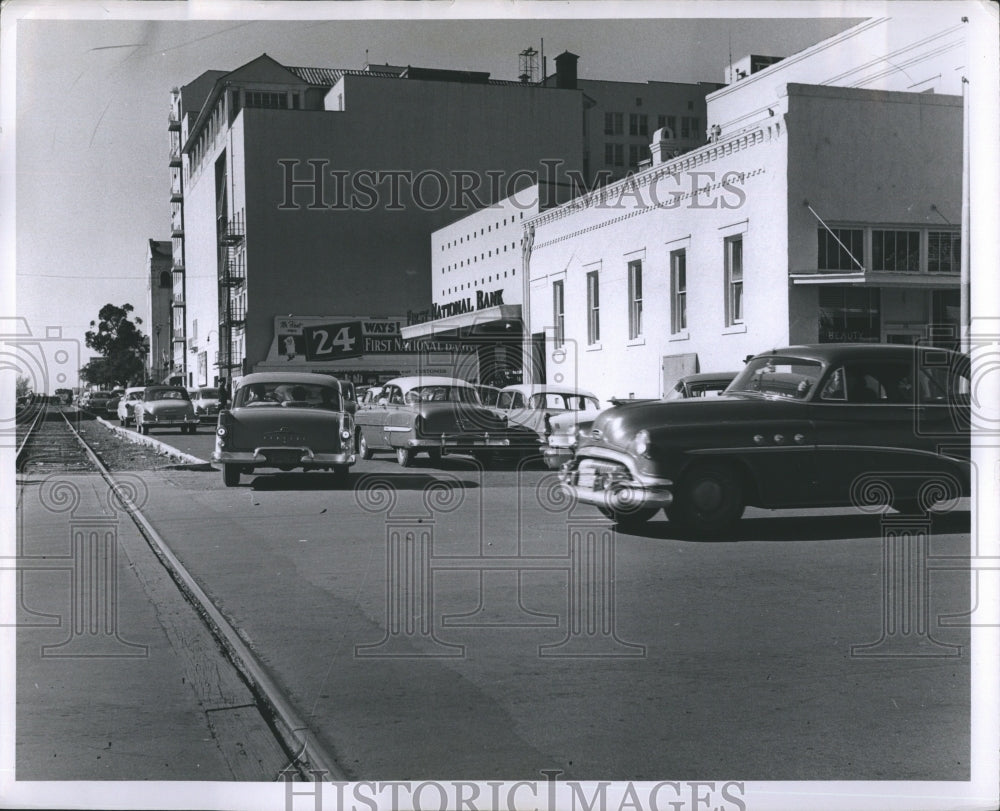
[
  {"x1": 14, "y1": 469, "x2": 290, "y2": 783},
  {"x1": 126, "y1": 440, "x2": 971, "y2": 783},
  {"x1": 14, "y1": 424, "x2": 974, "y2": 786}
]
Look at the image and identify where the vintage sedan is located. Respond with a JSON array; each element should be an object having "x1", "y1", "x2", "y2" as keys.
[
  {"x1": 494, "y1": 383, "x2": 601, "y2": 458},
  {"x1": 189, "y1": 386, "x2": 222, "y2": 423},
  {"x1": 117, "y1": 386, "x2": 145, "y2": 426},
  {"x1": 212, "y1": 372, "x2": 356, "y2": 487},
  {"x1": 133, "y1": 386, "x2": 200, "y2": 435},
  {"x1": 559, "y1": 344, "x2": 970, "y2": 536},
  {"x1": 354, "y1": 376, "x2": 528, "y2": 467},
  {"x1": 543, "y1": 372, "x2": 737, "y2": 470}
]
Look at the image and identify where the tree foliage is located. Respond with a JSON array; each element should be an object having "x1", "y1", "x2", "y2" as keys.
[{"x1": 81, "y1": 303, "x2": 148, "y2": 388}]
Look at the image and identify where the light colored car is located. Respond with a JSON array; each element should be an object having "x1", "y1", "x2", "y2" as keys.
[
  {"x1": 189, "y1": 386, "x2": 222, "y2": 423},
  {"x1": 133, "y1": 385, "x2": 199, "y2": 435},
  {"x1": 354, "y1": 376, "x2": 534, "y2": 467},
  {"x1": 212, "y1": 372, "x2": 356, "y2": 487},
  {"x1": 493, "y1": 384, "x2": 600, "y2": 459},
  {"x1": 116, "y1": 387, "x2": 146, "y2": 425},
  {"x1": 543, "y1": 372, "x2": 738, "y2": 470}
]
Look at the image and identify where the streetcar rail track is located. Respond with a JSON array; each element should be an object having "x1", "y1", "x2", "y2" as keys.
[{"x1": 16, "y1": 405, "x2": 345, "y2": 781}]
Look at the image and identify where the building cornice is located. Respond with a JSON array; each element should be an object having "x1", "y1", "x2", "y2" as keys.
[{"x1": 529, "y1": 118, "x2": 784, "y2": 243}]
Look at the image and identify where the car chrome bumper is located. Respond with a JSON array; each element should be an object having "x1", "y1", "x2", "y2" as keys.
[
  {"x1": 144, "y1": 416, "x2": 200, "y2": 426},
  {"x1": 558, "y1": 451, "x2": 674, "y2": 509},
  {"x1": 213, "y1": 448, "x2": 356, "y2": 466},
  {"x1": 406, "y1": 434, "x2": 513, "y2": 451}
]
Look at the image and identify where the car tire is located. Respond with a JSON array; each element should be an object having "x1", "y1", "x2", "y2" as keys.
[
  {"x1": 668, "y1": 462, "x2": 745, "y2": 538},
  {"x1": 396, "y1": 446, "x2": 413, "y2": 467},
  {"x1": 427, "y1": 449, "x2": 442, "y2": 465},
  {"x1": 138, "y1": 421, "x2": 148, "y2": 435},
  {"x1": 333, "y1": 465, "x2": 350, "y2": 487},
  {"x1": 358, "y1": 433, "x2": 373, "y2": 460},
  {"x1": 222, "y1": 464, "x2": 240, "y2": 487},
  {"x1": 598, "y1": 505, "x2": 658, "y2": 529}
]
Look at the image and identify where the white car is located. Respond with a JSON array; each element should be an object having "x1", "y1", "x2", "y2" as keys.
[
  {"x1": 188, "y1": 386, "x2": 222, "y2": 423},
  {"x1": 493, "y1": 383, "x2": 600, "y2": 456},
  {"x1": 133, "y1": 385, "x2": 200, "y2": 435},
  {"x1": 116, "y1": 387, "x2": 146, "y2": 426}
]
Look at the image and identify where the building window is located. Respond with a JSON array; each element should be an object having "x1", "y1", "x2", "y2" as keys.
[
  {"x1": 614, "y1": 144, "x2": 624, "y2": 167},
  {"x1": 159, "y1": 271, "x2": 171, "y2": 288},
  {"x1": 245, "y1": 90, "x2": 285, "y2": 109},
  {"x1": 872, "y1": 229, "x2": 920, "y2": 272},
  {"x1": 604, "y1": 112, "x2": 624, "y2": 136},
  {"x1": 628, "y1": 144, "x2": 646, "y2": 168},
  {"x1": 553, "y1": 280, "x2": 565, "y2": 348},
  {"x1": 586, "y1": 270, "x2": 600, "y2": 345},
  {"x1": 928, "y1": 231, "x2": 960, "y2": 273},
  {"x1": 629, "y1": 114, "x2": 648, "y2": 137},
  {"x1": 628, "y1": 260, "x2": 643, "y2": 339},
  {"x1": 670, "y1": 250, "x2": 687, "y2": 334},
  {"x1": 724, "y1": 236, "x2": 744, "y2": 326},
  {"x1": 817, "y1": 227, "x2": 864, "y2": 271}
]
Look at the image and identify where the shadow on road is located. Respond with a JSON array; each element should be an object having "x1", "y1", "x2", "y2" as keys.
[
  {"x1": 615, "y1": 508, "x2": 972, "y2": 543},
  {"x1": 248, "y1": 471, "x2": 482, "y2": 492}
]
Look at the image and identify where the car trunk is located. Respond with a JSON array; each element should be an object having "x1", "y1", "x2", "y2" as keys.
[{"x1": 227, "y1": 408, "x2": 345, "y2": 452}]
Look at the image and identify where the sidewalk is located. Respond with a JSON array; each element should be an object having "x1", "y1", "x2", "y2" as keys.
[{"x1": 11, "y1": 471, "x2": 288, "y2": 784}]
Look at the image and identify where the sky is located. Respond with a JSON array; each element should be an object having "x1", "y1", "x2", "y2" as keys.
[{"x1": 4, "y1": 1, "x2": 869, "y2": 389}]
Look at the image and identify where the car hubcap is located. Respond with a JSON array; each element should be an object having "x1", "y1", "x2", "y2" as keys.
[{"x1": 691, "y1": 479, "x2": 724, "y2": 513}]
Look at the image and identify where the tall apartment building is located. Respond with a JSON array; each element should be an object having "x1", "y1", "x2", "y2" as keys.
[
  {"x1": 169, "y1": 51, "x2": 718, "y2": 386},
  {"x1": 145, "y1": 239, "x2": 173, "y2": 382}
]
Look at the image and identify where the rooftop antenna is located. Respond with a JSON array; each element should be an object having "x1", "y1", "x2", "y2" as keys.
[{"x1": 518, "y1": 46, "x2": 538, "y2": 84}]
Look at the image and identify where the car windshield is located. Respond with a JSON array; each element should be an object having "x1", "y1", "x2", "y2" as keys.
[
  {"x1": 234, "y1": 381, "x2": 344, "y2": 410},
  {"x1": 199, "y1": 388, "x2": 220, "y2": 398},
  {"x1": 405, "y1": 385, "x2": 481, "y2": 404},
  {"x1": 728, "y1": 357, "x2": 823, "y2": 400},
  {"x1": 145, "y1": 388, "x2": 189, "y2": 401},
  {"x1": 527, "y1": 393, "x2": 600, "y2": 410},
  {"x1": 664, "y1": 379, "x2": 733, "y2": 400}
]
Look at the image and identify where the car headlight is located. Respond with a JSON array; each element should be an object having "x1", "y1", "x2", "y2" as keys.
[
  {"x1": 633, "y1": 429, "x2": 652, "y2": 458},
  {"x1": 340, "y1": 429, "x2": 351, "y2": 441}
]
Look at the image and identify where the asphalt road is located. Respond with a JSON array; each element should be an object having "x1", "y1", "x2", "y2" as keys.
[{"x1": 115, "y1": 429, "x2": 971, "y2": 782}]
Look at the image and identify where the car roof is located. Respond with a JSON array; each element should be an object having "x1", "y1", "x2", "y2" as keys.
[
  {"x1": 125, "y1": 386, "x2": 146, "y2": 394},
  {"x1": 752, "y1": 343, "x2": 964, "y2": 364},
  {"x1": 678, "y1": 372, "x2": 739, "y2": 384},
  {"x1": 235, "y1": 372, "x2": 345, "y2": 387},
  {"x1": 383, "y1": 376, "x2": 474, "y2": 391},
  {"x1": 500, "y1": 383, "x2": 599, "y2": 398}
]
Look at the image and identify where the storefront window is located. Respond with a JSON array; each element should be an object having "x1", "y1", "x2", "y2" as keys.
[{"x1": 818, "y1": 287, "x2": 881, "y2": 343}]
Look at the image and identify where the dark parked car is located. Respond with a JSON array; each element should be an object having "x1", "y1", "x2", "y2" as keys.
[
  {"x1": 212, "y1": 372, "x2": 356, "y2": 487},
  {"x1": 354, "y1": 375, "x2": 531, "y2": 467},
  {"x1": 559, "y1": 344, "x2": 970, "y2": 535}
]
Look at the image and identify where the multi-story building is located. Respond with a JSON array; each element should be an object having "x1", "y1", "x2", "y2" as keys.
[
  {"x1": 542, "y1": 52, "x2": 722, "y2": 178},
  {"x1": 400, "y1": 179, "x2": 572, "y2": 385},
  {"x1": 525, "y1": 17, "x2": 967, "y2": 399},
  {"x1": 145, "y1": 239, "x2": 173, "y2": 382},
  {"x1": 168, "y1": 72, "x2": 223, "y2": 384},
  {"x1": 171, "y1": 51, "x2": 719, "y2": 386}
]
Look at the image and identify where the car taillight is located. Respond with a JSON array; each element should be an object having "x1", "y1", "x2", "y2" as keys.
[{"x1": 217, "y1": 410, "x2": 233, "y2": 438}]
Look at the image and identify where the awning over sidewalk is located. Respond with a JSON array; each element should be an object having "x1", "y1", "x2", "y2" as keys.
[{"x1": 400, "y1": 304, "x2": 522, "y2": 340}]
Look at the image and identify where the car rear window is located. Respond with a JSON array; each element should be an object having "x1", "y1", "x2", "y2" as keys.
[{"x1": 234, "y1": 382, "x2": 343, "y2": 410}]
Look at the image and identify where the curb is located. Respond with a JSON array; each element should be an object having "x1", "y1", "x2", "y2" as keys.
[{"x1": 95, "y1": 415, "x2": 211, "y2": 468}]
